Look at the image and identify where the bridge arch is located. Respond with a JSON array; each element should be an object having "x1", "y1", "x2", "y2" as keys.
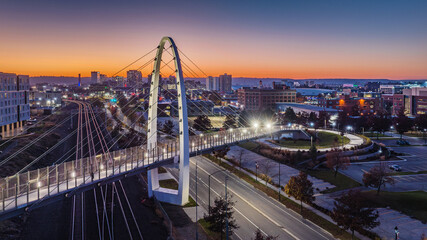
[{"x1": 147, "y1": 36, "x2": 189, "y2": 205}]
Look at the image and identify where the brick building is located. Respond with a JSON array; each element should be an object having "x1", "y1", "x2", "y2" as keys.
[{"x1": 237, "y1": 87, "x2": 296, "y2": 111}]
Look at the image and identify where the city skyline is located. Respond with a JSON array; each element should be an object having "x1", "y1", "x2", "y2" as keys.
[{"x1": 1, "y1": 0, "x2": 427, "y2": 79}]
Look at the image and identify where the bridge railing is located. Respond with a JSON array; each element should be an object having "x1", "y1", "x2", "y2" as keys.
[{"x1": 0, "y1": 126, "x2": 281, "y2": 212}]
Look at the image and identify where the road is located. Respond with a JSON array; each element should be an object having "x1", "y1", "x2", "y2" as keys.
[{"x1": 171, "y1": 156, "x2": 335, "y2": 240}]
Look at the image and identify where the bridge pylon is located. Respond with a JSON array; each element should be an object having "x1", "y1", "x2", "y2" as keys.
[{"x1": 147, "y1": 36, "x2": 189, "y2": 205}]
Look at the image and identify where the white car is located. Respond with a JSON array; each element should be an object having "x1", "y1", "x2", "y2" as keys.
[{"x1": 389, "y1": 165, "x2": 402, "y2": 171}]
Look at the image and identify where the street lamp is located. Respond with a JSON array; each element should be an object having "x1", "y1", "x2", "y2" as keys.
[
  {"x1": 255, "y1": 161, "x2": 259, "y2": 181},
  {"x1": 310, "y1": 122, "x2": 314, "y2": 127}
]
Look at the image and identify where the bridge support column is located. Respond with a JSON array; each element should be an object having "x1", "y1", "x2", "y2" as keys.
[{"x1": 146, "y1": 36, "x2": 190, "y2": 206}]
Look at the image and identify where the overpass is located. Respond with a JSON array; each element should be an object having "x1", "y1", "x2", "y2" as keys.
[{"x1": 0, "y1": 125, "x2": 286, "y2": 220}]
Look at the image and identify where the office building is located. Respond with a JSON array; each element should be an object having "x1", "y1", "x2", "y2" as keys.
[
  {"x1": 402, "y1": 87, "x2": 427, "y2": 115},
  {"x1": 237, "y1": 87, "x2": 296, "y2": 111},
  {"x1": 91, "y1": 71, "x2": 100, "y2": 83},
  {"x1": 127, "y1": 70, "x2": 143, "y2": 88},
  {"x1": 0, "y1": 72, "x2": 30, "y2": 138},
  {"x1": 206, "y1": 76, "x2": 220, "y2": 91},
  {"x1": 219, "y1": 73, "x2": 232, "y2": 93}
]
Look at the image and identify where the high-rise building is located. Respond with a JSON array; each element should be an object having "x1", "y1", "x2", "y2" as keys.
[
  {"x1": 219, "y1": 73, "x2": 232, "y2": 93},
  {"x1": 78, "y1": 73, "x2": 81, "y2": 87},
  {"x1": 127, "y1": 70, "x2": 142, "y2": 88},
  {"x1": 206, "y1": 76, "x2": 220, "y2": 91},
  {"x1": 91, "y1": 71, "x2": 100, "y2": 83},
  {"x1": 0, "y1": 72, "x2": 30, "y2": 138},
  {"x1": 100, "y1": 74, "x2": 108, "y2": 83}
]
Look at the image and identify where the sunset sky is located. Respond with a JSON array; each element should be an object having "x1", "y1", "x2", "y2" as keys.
[{"x1": 1, "y1": 0, "x2": 427, "y2": 79}]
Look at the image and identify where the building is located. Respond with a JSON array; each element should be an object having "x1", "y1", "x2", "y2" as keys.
[
  {"x1": 383, "y1": 94, "x2": 404, "y2": 115},
  {"x1": 380, "y1": 85, "x2": 404, "y2": 94},
  {"x1": 0, "y1": 72, "x2": 30, "y2": 138},
  {"x1": 30, "y1": 91, "x2": 62, "y2": 107},
  {"x1": 91, "y1": 71, "x2": 100, "y2": 83},
  {"x1": 206, "y1": 76, "x2": 220, "y2": 91},
  {"x1": 127, "y1": 70, "x2": 143, "y2": 88},
  {"x1": 100, "y1": 74, "x2": 108, "y2": 83},
  {"x1": 219, "y1": 73, "x2": 232, "y2": 93},
  {"x1": 318, "y1": 94, "x2": 383, "y2": 116},
  {"x1": 276, "y1": 103, "x2": 340, "y2": 115},
  {"x1": 403, "y1": 87, "x2": 427, "y2": 115},
  {"x1": 237, "y1": 87, "x2": 296, "y2": 111}
]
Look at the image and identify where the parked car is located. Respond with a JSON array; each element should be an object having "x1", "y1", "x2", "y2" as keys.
[
  {"x1": 396, "y1": 139, "x2": 410, "y2": 145},
  {"x1": 389, "y1": 164, "x2": 402, "y2": 171}
]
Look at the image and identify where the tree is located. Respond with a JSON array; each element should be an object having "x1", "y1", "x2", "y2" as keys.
[
  {"x1": 415, "y1": 114, "x2": 427, "y2": 132},
  {"x1": 253, "y1": 229, "x2": 278, "y2": 240},
  {"x1": 309, "y1": 144, "x2": 318, "y2": 163},
  {"x1": 284, "y1": 172, "x2": 315, "y2": 212},
  {"x1": 317, "y1": 111, "x2": 330, "y2": 129},
  {"x1": 331, "y1": 189, "x2": 380, "y2": 239},
  {"x1": 162, "y1": 120, "x2": 174, "y2": 135},
  {"x1": 362, "y1": 162, "x2": 395, "y2": 194},
  {"x1": 193, "y1": 115, "x2": 212, "y2": 131},
  {"x1": 259, "y1": 160, "x2": 278, "y2": 186},
  {"x1": 214, "y1": 146, "x2": 230, "y2": 159},
  {"x1": 232, "y1": 148, "x2": 245, "y2": 169},
  {"x1": 204, "y1": 195, "x2": 239, "y2": 236},
  {"x1": 337, "y1": 111, "x2": 349, "y2": 132},
  {"x1": 326, "y1": 149, "x2": 350, "y2": 178},
  {"x1": 394, "y1": 109, "x2": 411, "y2": 139},
  {"x1": 368, "y1": 113, "x2": 392, "y2": 139},
  {"x1": 223, "y1": 114, "x2": 237, "y2": 129},
  {"x1": 284, "y1": 107, "x2": 297, "y2": 123}
]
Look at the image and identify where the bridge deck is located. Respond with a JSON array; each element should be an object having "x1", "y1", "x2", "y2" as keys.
[{"x1": 0, "y1": 126, "x2": 285, "y2": 219}]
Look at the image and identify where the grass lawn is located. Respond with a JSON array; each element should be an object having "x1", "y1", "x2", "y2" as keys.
[
  {"x1": 189, "y1": 116, "x2": 226, "y2": 128},
  {"x1": 275, "y1": 131, "x2": 350, "y2": 149},
  {"x1": 198, "y1": 218, "x2": 223, "y2": 239},
  {"x1": 237, "y1": 141, "x2": 259, "y2": 151},
  {"x1": 388, "y1": 170, "x2": 427, "y2": 176},
  {"x1": 362, "y1": 191, "x2": 427, "y2": 223},
  {"x1": 306, "y1": 169, "x2": 361, "y2": 193},
  {"x1": 404, "y1": 132, "x2": 426, "y2": 138},
  {"x1": 159, "y1": 179, "x2": 179, "y2": 190},
  {"x1": 159, "y1": 179, "x2": 198, "y2": 207}
]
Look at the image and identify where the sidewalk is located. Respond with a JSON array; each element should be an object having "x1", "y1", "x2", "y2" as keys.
[{"x1": 258, "y1": 128, "x2": 364, "y2": 152}]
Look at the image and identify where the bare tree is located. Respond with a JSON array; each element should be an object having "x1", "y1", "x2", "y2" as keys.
[
  {"x1": 233, "y1": 148, "x2": 245, "y2": 169},
  {"x1": 326, "y1": 148, "x2": 350, "y2": 178},
  {"x1": 259, "y1": 160, "x2": 279, "y2": 186},
  {"x1": 362, "y1": 161, "x2": 395, "y2": 194}
]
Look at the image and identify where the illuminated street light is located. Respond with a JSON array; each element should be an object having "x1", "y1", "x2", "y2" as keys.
[
  {"x1": 310, "y1": 122, "x2": 314, "y2": 127},
  {"x1": 71, "y1": 171, "x2": 76, "y2": 178},
  {"x1": 253, "y1": 122, "x2": 259, "y2": 128},
  {"x1": 266, "y1": 123, "x2": 272, "y2": 129}
]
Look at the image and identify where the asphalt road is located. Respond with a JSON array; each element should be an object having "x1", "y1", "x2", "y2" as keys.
[{"x1": 171, "y1": 156, "x2": 335, "y2": 240}]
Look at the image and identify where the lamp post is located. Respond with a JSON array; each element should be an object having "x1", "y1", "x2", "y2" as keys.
[
  {"x1": 255, "y1": 161, "x2": 259, "y2": 181},
  {"x1": 208, "y1": 169, "x2": 227, "y2": 214},
  {"x1": 278, "y1": 162, "x2": 281, "y2": 201},
  {"x1": 424, "y1": 129, "x2": 426, "y2": 145},
  {"x1": 225, "y1": 176, "x2": 229, "y2": 240}
]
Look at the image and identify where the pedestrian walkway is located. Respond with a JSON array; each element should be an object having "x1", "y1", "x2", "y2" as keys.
[{"x1": 257, "y1": 128, "x2": 364, "y2": 152}]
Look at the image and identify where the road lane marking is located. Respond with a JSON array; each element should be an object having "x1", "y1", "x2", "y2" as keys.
[
  {"x1": 193, "y1": 157, "x2": 332, "y2": 240},
  {"x1": 192, "y1": 161, "x2": 300, "y2": 239}
]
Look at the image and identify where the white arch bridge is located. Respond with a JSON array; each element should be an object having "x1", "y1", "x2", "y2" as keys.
[{"x1": 0, "y1": 37, "x2": 286, "y2": 221}]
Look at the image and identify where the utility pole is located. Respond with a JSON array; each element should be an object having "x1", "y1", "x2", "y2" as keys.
[
  {"x1": 225, "y1": 176, "x2": 229, "y2": 240},
  {"x1": 278, "y1": 162, "x2": 281, "y2": 201},
  {"x1": 195, "y1": 149, "x2": 199, "y2": 240}
]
